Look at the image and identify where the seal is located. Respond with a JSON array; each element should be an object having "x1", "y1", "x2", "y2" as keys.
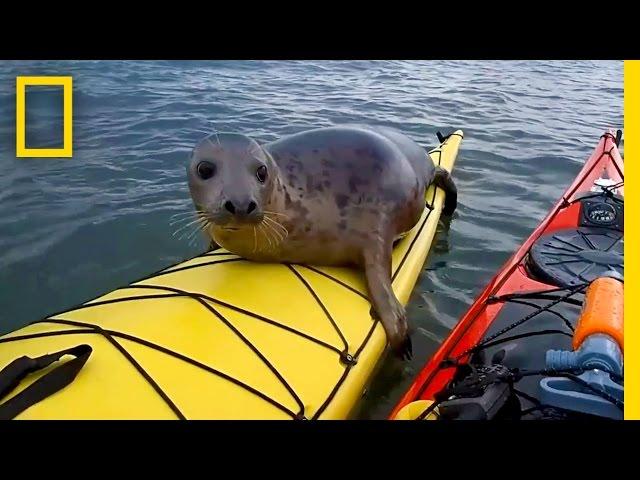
[{"x1": 187, "y1": 125, "x2": 457, "y2": 359}]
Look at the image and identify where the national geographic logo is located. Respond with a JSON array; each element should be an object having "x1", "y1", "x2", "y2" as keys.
[{"x1": 16, "y1": 76, "x2": 73, "y2": 158}]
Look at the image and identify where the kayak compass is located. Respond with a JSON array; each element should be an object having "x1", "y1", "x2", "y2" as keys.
[
  {"x1": 585, "y1": 202, "x2": 617, "y2": 226},
  {"x1": 579, "y1": 190, "x2": 623, "y2": 229}
]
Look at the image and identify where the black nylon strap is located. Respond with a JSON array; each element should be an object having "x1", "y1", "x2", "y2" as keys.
[{"x1": 0, "y1": 344, "x2": 92, "y2": 420}]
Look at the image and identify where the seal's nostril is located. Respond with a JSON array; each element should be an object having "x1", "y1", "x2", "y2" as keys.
[
  {"x1": 224, "y1": 201, "x2": 236, "y2": 214},
  {"x1": 247, "y1": 201, "x2": 257, "y2": 214}
]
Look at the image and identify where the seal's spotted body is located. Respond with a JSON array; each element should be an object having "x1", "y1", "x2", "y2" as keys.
[{"x1": 187, "y1": 125, "x2": 457, "y2": 358}]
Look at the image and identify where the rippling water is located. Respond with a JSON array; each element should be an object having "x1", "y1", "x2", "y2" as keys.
[{"x1": 0, "y1": 61, "x2": 623, "y2": 418}]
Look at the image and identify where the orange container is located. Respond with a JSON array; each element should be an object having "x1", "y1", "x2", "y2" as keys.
[{"x1": 573, "y1": 277, "x2": 624, "y2": 353}]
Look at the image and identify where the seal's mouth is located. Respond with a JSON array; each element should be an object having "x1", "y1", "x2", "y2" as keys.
[
  {"x1": 211, "y1": 217, "x2": 262, "y2": 231},
  {"x1": 210, "y1": 213, "x2": 265, "y2": 229}
]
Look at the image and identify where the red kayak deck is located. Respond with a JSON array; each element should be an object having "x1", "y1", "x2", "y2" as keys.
[{"x1": 390, "y1": 131, "x2": 624, "y2": 418}]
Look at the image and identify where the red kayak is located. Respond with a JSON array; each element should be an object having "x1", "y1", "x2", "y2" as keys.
[{"x1": 390, "y1": 130, "x2": 624, "y2": 420}]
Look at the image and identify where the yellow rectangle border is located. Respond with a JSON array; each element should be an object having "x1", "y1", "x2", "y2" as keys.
[
  {"x1": 16, "y1": 76, "x2": 73, "y2": 158},
  {"x1": 624, "y1": 60, "x2": 638, "y2": 419}
]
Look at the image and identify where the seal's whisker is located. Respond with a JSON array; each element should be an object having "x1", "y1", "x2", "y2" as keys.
[
  {"x1": 172, "y1": 217, "x2": 206, "y2": 236},
  {"x1": 178, "y1": 228, "x2": 198, "y2": 242},
  {"x1": 262, "y1": 218, "x2": 281, "y2": 241},
  {"x1": 169, "y1": 214, "x2": 197, "y2": 222},
  {"x1": 265, "y1": 221, "x2": 285, "y2": 249},
  {"x1": 248, "y1": 141, "x2": 261, "y2": 155},
  {"x1": 177, "y1": 215, "x2": 208, "y2": 239},
  {"x1": 180, "y1": 220, "x2": 209, "y2": 245},
  {"x1": 169, "y1": 216, "x2": 200, "y2": 227},
  {"x1": 264, "y1": 216, "x2": 288, "y2": 237},
  {"x1": 188, "y1": 219, "x2": 208, "y2": 240},
  {"x1": 188, "y1": 229, "x2": 205, "y2": 247},
  {"x1": 258, "y1": 222, "x2": 274, "y2": 250},
  {"x1": 169, "y1": 212, "x2": 199, "y2": 222},
  {"x1": 257, "y1": 224, "x2": 269, "y2": 249},
  {"x1": 169, "y1": 210, "x2": 208, "y2": 227},
  {"x1": 263, "y1": 210, "x2": 289, "y2": 218},
  {"x1": 247, "y1": 143, "x2": 261, "y2": 160},
  {"x1": 170, "y1": 210, "x2": 202, "y2": 218},
  {"x1": 184, "y1": 225, "x2": 199, "y2": 240},
  {"x1": 267, "y1": 227, "x2": 283, "y2": 245},
  {"x1": 263, "y1": 218, "x2": 284, "y2": 243},
  {"x1": 252, "y1": 226, "x2": 258, "y2": 254},
  {"x1": 173, "y1": 215, "x2": 204, "y2": 230},
  {"x1": 198, "y1": 220, "x2": 211, "y2": 236},
  {"x1": 264, "y1": 221, "x2": 287, "y2": 248},
  {"x1": 263, "y1": 222, "x2": 277, "y2": 249},
  {"x1": 206, "y1": 129, "x2": 222, "y2": 148}
]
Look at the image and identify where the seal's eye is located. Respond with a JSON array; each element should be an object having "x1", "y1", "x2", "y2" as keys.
[
  {"x1": 197, "y1": 161, "x2": 216, "y2": 180},
  {"x1": 256, "y1": 165, "x2": 268, "y2": 183}
]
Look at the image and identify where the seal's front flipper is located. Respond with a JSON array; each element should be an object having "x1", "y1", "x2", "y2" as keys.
[
  {"x1": 433, "y1": 166, "x2": 457, "y2": 216},
  {"x1": 363, "y1": 240, "x2": 412, "y2": 360}
]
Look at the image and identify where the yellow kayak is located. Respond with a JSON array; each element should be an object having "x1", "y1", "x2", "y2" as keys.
[{"x1": 0, "y1": 130, "x2": 463, "y2": 420}]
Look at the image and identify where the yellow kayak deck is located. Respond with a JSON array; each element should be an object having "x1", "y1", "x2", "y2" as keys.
[{"x1": 0, "y1": 131, "x2": 463, "y2": 419}]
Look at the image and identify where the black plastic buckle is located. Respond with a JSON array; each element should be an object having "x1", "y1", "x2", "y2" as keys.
[{"x1": 340, "y1": 351, "x2": 357, "y2": 366}]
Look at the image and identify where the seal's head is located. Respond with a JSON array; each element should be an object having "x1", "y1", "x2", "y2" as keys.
[{"x1": 187, "y1": 133, "x2": 278, "y2": 229}]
